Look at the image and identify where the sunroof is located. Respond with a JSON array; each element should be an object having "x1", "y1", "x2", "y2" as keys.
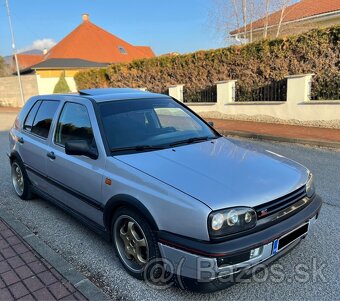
[{"x1": 118, "y1": 46, "x2": 127, "y2": 54}]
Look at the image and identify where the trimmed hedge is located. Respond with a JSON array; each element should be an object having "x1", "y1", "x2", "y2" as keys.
[{"x1": 75, "y1": 26, "x2": 340, "y2": 100}]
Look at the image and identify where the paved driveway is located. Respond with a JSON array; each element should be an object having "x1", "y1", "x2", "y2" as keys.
[{"x1": 0, "y1": 112, "x2": 339, "y2": 301}]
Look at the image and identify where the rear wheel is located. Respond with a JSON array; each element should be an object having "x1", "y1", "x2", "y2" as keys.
[
  {"x1": 112, "y1": 208, "x2": 171, "y2": 286},
  {"x1": 11, "y1": 160, "x2": 34, "y2": 200}
]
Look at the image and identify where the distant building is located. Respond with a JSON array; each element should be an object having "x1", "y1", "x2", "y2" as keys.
[
  {"x1": 230, "y1": 0, "x2": 340, "y2": 41},
  {"x1": 16, "y1": 54, "x2": 44, "y2": 73},
  {"x1": 160, "y1": 52, "x2": 180, "y2": 57},
  {"x1": 12, "y1": 13, "x2": 155, "y2": 94}
]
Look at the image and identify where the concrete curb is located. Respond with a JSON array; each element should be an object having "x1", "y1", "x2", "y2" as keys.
[
  {"x1": 0, "y1": 209, "x2": 111, "y2": 301},
  {"x1": 218, "y1": 130, "x2": 340, "y2": 149}
]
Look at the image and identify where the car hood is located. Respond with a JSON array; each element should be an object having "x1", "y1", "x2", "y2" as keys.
[{"x1": 115, "y1": 137, "x2": 309, "y2": 210}]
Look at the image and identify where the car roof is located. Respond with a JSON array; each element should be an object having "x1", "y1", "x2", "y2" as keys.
[{"x1": 78, "y1": 88, "x2": 169, "y2": 103}]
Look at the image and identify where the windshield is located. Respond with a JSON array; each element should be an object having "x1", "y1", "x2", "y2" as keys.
[{"x1": 99, "y1": 97, "x2": 218, "y2": 152}]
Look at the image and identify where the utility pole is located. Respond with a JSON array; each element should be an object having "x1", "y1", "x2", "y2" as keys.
[{"x1": 5, "y1": 0, "x2": 25, "y2": 105}]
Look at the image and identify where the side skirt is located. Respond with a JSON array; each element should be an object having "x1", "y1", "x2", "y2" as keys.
[{"x1": 32, "y1": 186, "x2": 111, "y2": 241}]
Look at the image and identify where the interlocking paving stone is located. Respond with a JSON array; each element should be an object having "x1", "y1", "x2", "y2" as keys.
[{"x1": 0, "y1": 218, "x2": 88, "y2": 300}]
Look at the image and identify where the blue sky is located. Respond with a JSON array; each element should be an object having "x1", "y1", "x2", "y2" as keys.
[{"x1": 0, "y1": 0, "x2": 225, "y2": 56}]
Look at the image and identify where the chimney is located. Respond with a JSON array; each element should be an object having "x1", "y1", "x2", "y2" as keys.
[
  {"x1": 43, "y1": 48, "x2": 48, "y2": 55},
  {"x1": 82, "y1": 13, "x2": 89, "y2": 22}
]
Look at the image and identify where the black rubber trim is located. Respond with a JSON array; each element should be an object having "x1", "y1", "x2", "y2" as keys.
[
  {"x1": 32, "y1": 185, "x2": 109, "y2": 240},
  {"x1": 25, "y1": 164, "x2": 104, "y2": 211},
  {"x1": 158, "y1": 195, "x2": 322, "y2": 258},
  {"x1": 103, "y1": 194, "x2": 159, "y2": 232}
]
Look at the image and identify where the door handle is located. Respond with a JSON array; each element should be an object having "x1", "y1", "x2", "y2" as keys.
[
  {"x1": 17, "y1": 137, "x2": 24, "y2": 144},
  {"x1": 47, "y1": 151, "x2": 56, "y2": 160}
]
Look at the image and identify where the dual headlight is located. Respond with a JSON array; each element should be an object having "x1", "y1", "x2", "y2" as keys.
[
  {"x1": 209, "y1": 172, "x2": 315, "y2": 238},
  {"x1": 306, "y1": 172, "x2": 315, "y2": 198},
  {"x1": 208, "y1": 207, "x2": 257, "y2": 237}
]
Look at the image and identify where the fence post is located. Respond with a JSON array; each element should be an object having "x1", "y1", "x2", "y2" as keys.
[
  {"x1": 215, "y1": 80, "x2": 237, "y2": 105},
  {"x1": 285, "y1": 74, "x2": 314, "y2": 103},
  {"x1": 168, "y1": 85, "x2": 184, "y2": 102}
]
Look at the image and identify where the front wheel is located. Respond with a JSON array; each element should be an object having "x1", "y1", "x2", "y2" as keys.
[{"x1": 112, "y1": 208, "x2": 170, "y2": 285}]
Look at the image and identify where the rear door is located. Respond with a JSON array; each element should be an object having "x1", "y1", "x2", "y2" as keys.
[
  {"x1": 45, "y1": 100, "x2": 106, "y2": 226},
  {"x1": 19, "y1": 100, "x2": 60, "y2": 190}
]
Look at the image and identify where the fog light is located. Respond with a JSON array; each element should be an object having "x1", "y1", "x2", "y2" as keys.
[{"x1": 250, "y1": 247, "x2": 262, "y2": 259}]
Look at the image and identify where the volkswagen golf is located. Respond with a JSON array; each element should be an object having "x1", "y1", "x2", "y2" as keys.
[{"x1": 8, "y1": 88, "x2": 322, "y2": 292}]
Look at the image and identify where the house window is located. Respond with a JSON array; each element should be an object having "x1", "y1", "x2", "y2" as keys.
[{"x1": 118, "y1": 46, "x2": 127, "y2": 54}]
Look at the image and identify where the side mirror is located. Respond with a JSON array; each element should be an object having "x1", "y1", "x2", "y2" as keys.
[
  {"x1": 208, "y1": 121, "x2": 214, "y2": 127},
  {"x1": 65, "y1": 140, "x2": 98, "y2": 160}
]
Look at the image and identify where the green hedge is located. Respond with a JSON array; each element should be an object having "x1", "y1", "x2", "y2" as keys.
[
  {"x1": 75, "y1": 26, "x2": 340, "y2": 100},
  {"x1": 53, "y1": 73, "x2": 71, "y2": 93}
]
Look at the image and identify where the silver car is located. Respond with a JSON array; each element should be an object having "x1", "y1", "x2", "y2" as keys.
[{"x1": 8, "y1": 88, "x2": 322, "y2": 292}]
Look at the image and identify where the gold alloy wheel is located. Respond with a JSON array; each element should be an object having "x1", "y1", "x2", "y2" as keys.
[
  {"x1": 11, "y1": 162, "x2": 24, "y2": 196},
  {"x1": 114, "y1": 215, "x2": 149, "y2": 272}
]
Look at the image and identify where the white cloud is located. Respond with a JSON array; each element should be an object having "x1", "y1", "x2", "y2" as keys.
[{"x1": 19, "y1": 38, "x2": 56, "y2": 53}]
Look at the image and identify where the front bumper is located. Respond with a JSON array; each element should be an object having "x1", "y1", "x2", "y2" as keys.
[{"x1": 158, "y1": 194, "x2": 322, "y2": 283}]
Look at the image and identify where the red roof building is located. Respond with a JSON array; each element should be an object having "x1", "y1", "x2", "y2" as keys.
[
  {"x1": 16, "y1": 54, "x2": 44, "y2": 71},
  {"x1": 44, "y1": 14, "x2": 155, "y2": 64},
  {"x1": 230, "y1": 0, "x2": 340, "y2": 41},
  {"x1": 15, "y1": 14, "x2": 155, "y2": 73}
]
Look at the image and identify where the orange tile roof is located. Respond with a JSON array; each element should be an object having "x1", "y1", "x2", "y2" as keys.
[
  {"x1": 135, "y1": 46, "x2": 155, "y2": 58},
  {"x1": 45, "y1": 17, "x2": 155, "y2": 63},
  {"x1": 16, "y1": 54, "x2": 43, "y2": 69},
  {"x1": 231, "y1": 0, "x2": 340, "y2": 35}
]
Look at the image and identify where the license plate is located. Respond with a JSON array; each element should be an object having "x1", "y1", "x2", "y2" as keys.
[{"x1": 272, "y1": 223, "x2": 309, "y2": 255}]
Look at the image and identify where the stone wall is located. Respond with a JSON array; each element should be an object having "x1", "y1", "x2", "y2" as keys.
[{"x1": 0, "y1": 75, "x2": 38, "y2": 107}]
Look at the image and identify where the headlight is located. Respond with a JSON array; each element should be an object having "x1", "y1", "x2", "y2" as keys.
[
  {"x1": 208, "y1": 207, "x2": 257, "y2": 238},
  {"x1": 306, "y1": 172, "x2": 315, "y2": 198}
]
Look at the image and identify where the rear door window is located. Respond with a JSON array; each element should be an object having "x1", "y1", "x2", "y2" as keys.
[
  {"x1": 31, "y1": 100, "x2": 60, "y2": 139},
  {"x1": 23, "y1": 100, "x2": 41, "y2": 131}
]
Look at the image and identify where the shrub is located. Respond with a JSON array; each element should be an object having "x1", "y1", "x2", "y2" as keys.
[
  {"x1": 74, "y1": 26, "x2": 340, "y2": 100},
  {"x1": 54, "y1": 73, "x2": 71, "y2": 93}
]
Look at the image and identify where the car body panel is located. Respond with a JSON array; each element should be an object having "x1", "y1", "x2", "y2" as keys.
[
  {"x1": 45, "y1": 97, "x2": 107, "y2": 226},
  {"x1": 103, "y1": 156, "x2": 212, "y2": 240},
  {"x1": 115, "y1": 137, "x2": 309, "y2": 211}
]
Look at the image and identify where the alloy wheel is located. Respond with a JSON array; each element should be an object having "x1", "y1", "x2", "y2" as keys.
[
  {"x1": 11, "y1": 162, "x2": 24, "y2": 196},
  {"x1": 114, "y1": 215, "x2": 149, "y2": 272}
]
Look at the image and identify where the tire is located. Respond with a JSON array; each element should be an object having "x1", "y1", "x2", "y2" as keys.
[
  {"x1": 11, "y1": 159, "x2": 34, "y2": 200},
  {"x1": 111, "y1": 207, "x2": 171, "y2": 286}
]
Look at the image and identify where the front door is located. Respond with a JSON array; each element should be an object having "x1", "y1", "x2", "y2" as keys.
[{"x1": 46, "y1": 101, "x2": 105, "y2": 226}]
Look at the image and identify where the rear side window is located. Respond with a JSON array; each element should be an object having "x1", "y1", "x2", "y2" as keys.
[
  {"x1": 31, "y1": 100, "x2": 59, "y2": 139},
  {"x1": 54, "y1": 102, "x2": 94, "y2": 146},
  {"x1": 23, "y1": 100, "x2": 41, "y2": 131}
]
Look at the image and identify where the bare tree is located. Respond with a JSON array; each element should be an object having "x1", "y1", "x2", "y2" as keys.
[
  {"x1": 0, "y1": 57, "x2": 6, "y2": 77},
  {"x1": 210, "y1": 0, "x2": 293, "y2": 44},
  {"x1": 275, "y1": 0, "x2": 291, "y2": 37},
  {"x1": 263, "y1": 0, "x2": 270, "y2": 38},
  {"x1": 242, "y1": 0, "x2": 247, "y2": 40}
]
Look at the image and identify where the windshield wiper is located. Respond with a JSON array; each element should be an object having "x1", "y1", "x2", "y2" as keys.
[
  {"x1": 169, "y1": 136, "x2": 212, "y2": 147},
  {"x1": 111, "y1": 145, "x2": 165, "y2": 153}
]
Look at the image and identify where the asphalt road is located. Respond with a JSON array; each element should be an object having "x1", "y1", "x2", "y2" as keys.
[{"x1": 0, "y1": 112, "x2": 339, "y2": 301}]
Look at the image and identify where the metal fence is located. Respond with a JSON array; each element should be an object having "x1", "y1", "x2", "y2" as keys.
[
  {"x1": 235, "y1": 79, "x2": 287, "y2": 102},
  {"x1": 310, "y1": 77, "x2": 340, "y2": 100},
  {"x1": 183, "y1": 85, "x2": 217, "y2": 103}
]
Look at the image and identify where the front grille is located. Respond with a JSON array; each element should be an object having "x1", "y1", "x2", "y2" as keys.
[{"x1": 255, "y1": 186, "x2": 307, "y2": 219}]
